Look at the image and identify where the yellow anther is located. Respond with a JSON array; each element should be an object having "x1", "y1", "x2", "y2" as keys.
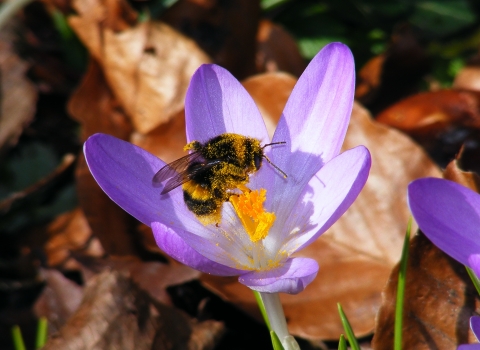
[{"x1": 230, "y1": 188, "x2": 275, "y2": 243}]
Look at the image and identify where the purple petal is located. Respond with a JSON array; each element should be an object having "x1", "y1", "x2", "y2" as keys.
[
  {"x1": 151, "y1": 222, "x2": 244, "y2": 276},
  {"x1": 84, "y1": 133, "x2": 219, "y2": 235},
  {"x1": 458, "y1": 345, "x2": 480, "y2": 349},
  {"x1": 469, "y1": 255, "x2": 480, "y2": 279},
  {"x1": 472, "y1": 316, "x2": 480, "y2": 341},
  {"x1": 268, "y1": 146, "x2": 371, "y2": 253},
  {"x1": 408, "y1": 178, "x2": 480, "y2": 268},
  {"x1": 458, "y1": 317, "x2": 480, "y2": 349},
  {"x1": 268, "y1": 42, "x2": 355, "y2": 191},
  {"x1": 185, "y1": 64, "x2": 269, "y2": 144},
  {"x1": 259, "y1": 43, "x2": 355, "y2": 218},
  {"x1": 238, "y1": 257, "x2": 319, "y2": 294},
  {"x1": 84, "y1": 133, "x2": 167, "y2": 226}
]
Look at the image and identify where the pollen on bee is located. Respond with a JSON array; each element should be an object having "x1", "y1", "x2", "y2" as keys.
[{"x1": 229, "y1": 188, "x2": 275, "y2": 243}]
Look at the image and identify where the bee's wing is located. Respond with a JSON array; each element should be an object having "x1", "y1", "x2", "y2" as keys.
[
  {"x1": 152, "y1": 152, "x2": 203, "y2": 193},
  {"x1": 153, "y1": 152, "x2": 221, "y2": 195}
]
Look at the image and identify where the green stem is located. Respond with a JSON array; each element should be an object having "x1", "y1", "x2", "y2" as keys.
[{"x1": 394, "y1": 217, "x2": 412, "y2": 350}]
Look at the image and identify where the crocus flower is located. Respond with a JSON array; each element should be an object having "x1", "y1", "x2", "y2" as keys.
[
  {"x1": 408, "y1": 178, "x2": 480, "y2": 277},
  {"x1": 84, "y1": 42, "x2": 371, "y2": 348},
  {"x1": 459, "y1": 316, "x2": 480, "y2": 349}
]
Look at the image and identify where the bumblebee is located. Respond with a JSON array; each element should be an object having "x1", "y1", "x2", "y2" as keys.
[{"x1": 152, "y1": 133, "x2": 286, "y2": 225}]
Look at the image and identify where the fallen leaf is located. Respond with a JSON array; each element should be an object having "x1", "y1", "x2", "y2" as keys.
[
  {"x1": 162, "y1": 0, "x2": 260, "y2": 80},
  {"x1": 0, "y1": 20, "x2": 37, "y2": 151},
  {"x1": 75, "y1": 255, "x2": 200, "y2": 305},
  {"x1": 242, "y1": 72, "x2": 297, "y2": 139},
  {"x1": 201, "y1": 72, "x2": 441, "y2": 340},
  {"x1": 44, "y1": 208, "x2": 104, "y2": 268},
  {"x1": 33, "y1": 269, "x2": 84, "y2": 334},
  {"x1": 355, "y1": 24, "x2": 430, "y2": 114},
  {"x1": 43, "y1": 270, "x2": 224, "y2": 350},
  {"x1": 255, "y1": 19, "x2": 306, "y2": 77},
  {"x1": 376, "y1": 89, "x2": 480, "y2": 173},
  {"x1": 69, "y1": 0, "x2": 211, "y2": 134},
  {"x1": 68, "y1": 60, "x2": 139, "y2": 256},
  {"x1": 454, "y1": 65, "x2": 480, "y2": 92}
]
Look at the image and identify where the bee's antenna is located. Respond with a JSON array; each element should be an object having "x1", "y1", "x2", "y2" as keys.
[
  {"x1": 263, "y1": 155, "x2": 287, "y2": 179},
  {"x1": 261, "y1": 141, "x2": 287, "y2": 178},
  {"x1": 262, "y1": 141, "x2": 286, "y2": 149}
]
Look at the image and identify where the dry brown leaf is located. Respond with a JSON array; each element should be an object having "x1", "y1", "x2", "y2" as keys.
[
  {"x1": 373, "y1": 232, "x2": 478, "y2": 349},
  {"x1": 131, "y1": 109, "x2": 187, "y2": 164},
  {"x1": 44, "y1": 207, "x2": 104, "y2": 268},
  {"x1": 33, "y1": 269, "x2": 84, "y2": 334},
  {"x1": 242, "y1": 72, "x2": 297, "y2": 139},
  {"x1": 373, "y1": 161, "x2": 480, "y2": 349},
  {"x1": 454, "y1": 65, "x2": 480, "y2": 91},
  {"x1": 162, "y1": 0, "x2": 260, "y2": 80},
  {"x1": 376, "y1": 89, "x2": 480, "y2": 174},
  {"x1": 255, "y1": 19, "x2": 306, "y2": 77},
  {"x1": 69, "y1": 0, "x2": 211, "y2": 134},
  {"x1": 0, "y1": 21, "x2": 37, "y2": 151},
  {"x1": 201, "y1": 72, "x2": 441, "y2": 340},
  {"x1": 68, "y1": 59, "x2": 140, "y2": 255},
  {"x1": 43, "y1": 270, "x2": 224, "y2": 350},
  {"x1": 376, "y1": 90, "x2": 480, "y2": 135},
  {"x1": 75, "y1": 255, "x2": 200, "y2": 305},
  {"x1": 355, "y1": 24, "x2": 430, "y2": 114},
  {"x1": 42, "y1": 270, "x2": 160, "y2": 350},
  {"x1": 68, "y1": 59, "x2": 133, "y2": 140}
]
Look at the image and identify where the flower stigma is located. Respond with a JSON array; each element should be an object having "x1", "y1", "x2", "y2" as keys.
[{"x1": 229, "y1": 186, "x2": 276, "y2": 243}]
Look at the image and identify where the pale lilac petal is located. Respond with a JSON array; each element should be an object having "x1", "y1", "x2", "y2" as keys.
[
  {"x1": 260, "y1": 42, "x2": 355, "y2": 217},
  {"x1": 408, "y1": 178, "x2": 480, "y2": 268},
  {"x1": 459, "y1": 344, "x2": 480, "y2": 349},
  {"x1": 173, "y1": 223, "x2": 254, "y2": 270},
  {"x1": 151, "y1": 222, "x2": 244, "y2": 276},
  {"x1": 238, "y1": 257, "x2": 319, "y2": 294},
  {"x1": 185, "y1": 64, "x2": 269, "y2": 144},
  {"x1": 267, "y1": 146, "x2": 371, "y2": 254}
]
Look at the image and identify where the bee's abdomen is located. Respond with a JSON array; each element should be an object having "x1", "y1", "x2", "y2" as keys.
[{"x1": 183, "y1": 190, "x2": 218, "y2": 215}]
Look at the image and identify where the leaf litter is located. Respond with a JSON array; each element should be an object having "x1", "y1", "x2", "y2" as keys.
[{"x1": 3, "y1": 0, "x2": 480, "y2": 349}]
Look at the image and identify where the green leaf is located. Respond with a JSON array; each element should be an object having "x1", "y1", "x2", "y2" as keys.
[
  {"x1": 409, "y1": 0, "x2": 476, "y2": 38},
  {"x1": 36, "y1": 317, "x2": 48, "y2": 349},
  {"x1": 466, "y1": 266, "x2": 480, "y2": 296},
  {"x1": 338, "y1": 334, "x2": 347, "y2": 350},
  {"x1": 394, "y1": 218, "x2": 412, "y2": 350},
  {"x1": 270, "y1": 331, "x2": 286, "y2": 350},
  {"x1": 337, "y1": 303, "x2": 360, "y2": 350},
  {"x1": 11, "y1": 326, "x2": 26, "y2": 350}
]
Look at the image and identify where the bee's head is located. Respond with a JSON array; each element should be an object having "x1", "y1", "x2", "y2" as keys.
[{"x1": 254, "y1": 152, "x2": 263, "y2": 170}]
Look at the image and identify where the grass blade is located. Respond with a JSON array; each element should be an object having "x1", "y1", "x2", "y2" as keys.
[
  {"x1": 36, "y1": 317, "x2": 48, "y2": 348},
  {"x1": 11, "y1": 325, "x2": 26, "y2": 350},
  {"x1": 338, "y1": 334, "x2": 347, "y2": 350},
  {"x1": 337, "y1": 303, "x2": 360, "y2": 350},
  {"x1": 270, "y1": 330, "x2": 286, "y2": 350},
  {"x1": 394, "y1": 217, "x2": 412, "y2": 350},
  {"x1": 466, "y1": 266, "x2": 480, "y2": 296}
]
